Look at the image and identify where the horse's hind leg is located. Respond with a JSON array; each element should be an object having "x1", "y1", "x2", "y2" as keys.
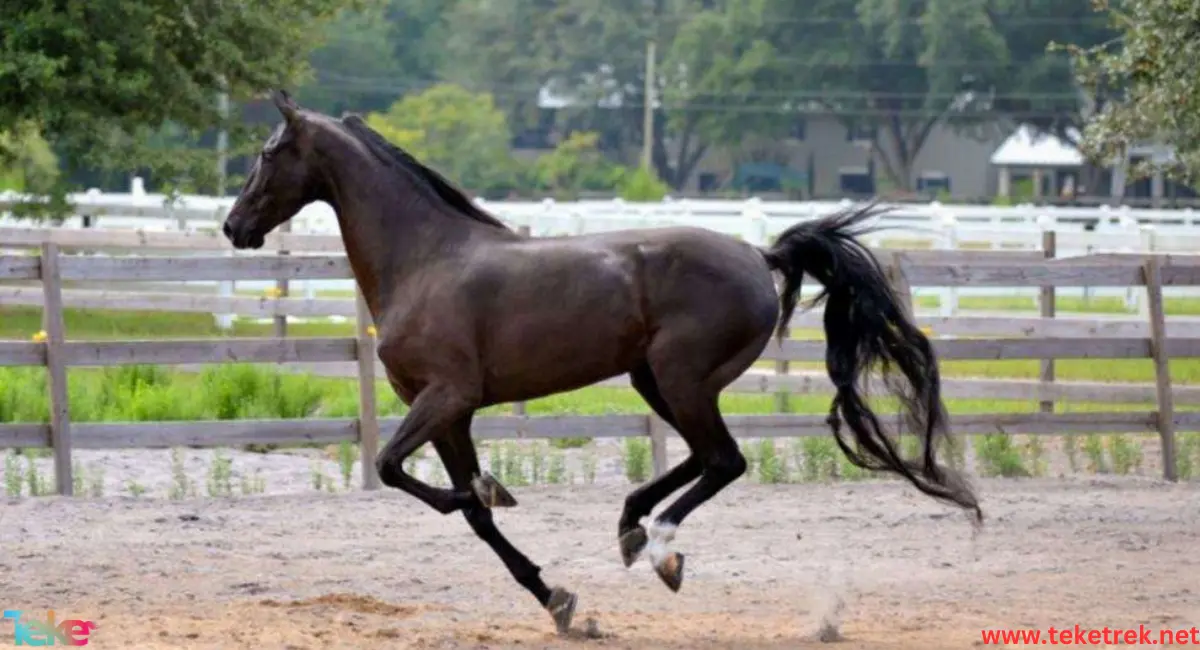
[
  {"x1": 617, "y1": 362, "x2": 702, "y2": 568},
  {"x1": 433, "y1": 416, "x2": 578, "y2": 636},
  {"x1": 633, "y1": 329, "x2": 769, "y2": 593},
  {"x1": 641, "y1": 394, "x2": 744, "y2": 592}
]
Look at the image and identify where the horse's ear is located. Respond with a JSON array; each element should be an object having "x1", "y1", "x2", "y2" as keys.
[{"x1": 272, "y1": 89, "x2": 299, "y2": 123}]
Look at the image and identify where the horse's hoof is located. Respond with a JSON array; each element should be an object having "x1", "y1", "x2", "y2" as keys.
[
  {"x1": 654, "y1": 551, "x2": 685, "y2": 593},
  {"x1": 546, "y1": 586, "x2": 577, "y2": 637},
  {"x1": 471, "y1": 472, "x2": 517, "y2": 508},
  {"x1": 618, "y1": 525, "x2": 648, "y2": 568}
]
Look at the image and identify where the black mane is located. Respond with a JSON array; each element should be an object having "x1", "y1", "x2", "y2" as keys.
[{"x1": 339, "y1": 114, "x2": 511, "y2": 231}]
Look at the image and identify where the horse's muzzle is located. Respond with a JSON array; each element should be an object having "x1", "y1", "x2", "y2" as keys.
[{"x1": 222, "y1": 220, "x2": 265, "y2": 250}]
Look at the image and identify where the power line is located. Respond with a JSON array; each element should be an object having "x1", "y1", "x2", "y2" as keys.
[
  {"x1": 311, "y1": 34, "x2": 1086, "y2": 69},
  {"x1": 437, "y1": 4, "x2": 1111, "y2": 28},
  {"x1": 310, "y1": 74, "x2": 1089, "y2": 103},
  {"x1": 308, "y1": 86, "x2": 1085, "y2": 120}
]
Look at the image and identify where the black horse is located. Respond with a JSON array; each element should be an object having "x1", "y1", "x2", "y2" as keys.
[{"x1": 221, "y1": 90, "x2": 982, "y2": 636}]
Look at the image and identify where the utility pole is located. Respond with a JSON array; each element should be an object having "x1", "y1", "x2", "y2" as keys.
[
  {"x1": 641, "y1": 39, "x2": 656, "y2": 170},
  {"x1": 216, "y1": 81, "x2": 229, "y2": 196}
]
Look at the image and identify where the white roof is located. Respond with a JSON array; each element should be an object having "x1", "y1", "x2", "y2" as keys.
[{"x1": 990, "y1": 125, "x2": 1084, "y2": 167}]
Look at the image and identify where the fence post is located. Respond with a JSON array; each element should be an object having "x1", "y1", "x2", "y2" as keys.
[
  {"x1": 1039, "y1": 228, "x2": 1057, "y2": 414},
  {"x1": 774, "y1": 323, "x2": 790, "y2": 413},
  {"x1": 648, "y1": 414, "x2": 669, "y2": 478},
  {"x1": 888, "y1": 252, "x2": 914, "y2": 317},
  {"x1": 273, "y1": 220, "x2": 291, "y2": 339},
  {"x1": 1142, "y1": 256, "x2": 1177, "y2": 481},
  {"x1": 512, "y1": 225, "x2": 531, "y2": 417},
  {"x1": 1137, "y1": 226, "x2": 1157, "y2": 320},
  {"x1": 355, "y1": 286, "x2": 382, "y2": 490},
  {"x1": 935, "y1": 210, "x2": 958, "y2": 318},
  {"x1": 39, "y1": 243, "x2": 73, "y2": 495}
]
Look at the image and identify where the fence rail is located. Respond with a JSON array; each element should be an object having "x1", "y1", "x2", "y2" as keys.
[{"x1": 2, "y1": 226, "x2": 1200, "y2": 494}]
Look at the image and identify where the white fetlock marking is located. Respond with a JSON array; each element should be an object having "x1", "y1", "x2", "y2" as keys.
[{"x1": 645, "y1": 522, "x2": 677, "y2": 567}]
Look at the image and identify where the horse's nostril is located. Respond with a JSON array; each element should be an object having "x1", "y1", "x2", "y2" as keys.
[{"x1": 222, "y1": 222, "x2": 233, "y2": 238}]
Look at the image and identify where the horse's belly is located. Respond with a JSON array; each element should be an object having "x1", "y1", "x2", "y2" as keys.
[{"x1": 479, "y1": 298, "x2": 645, "y2": 403}]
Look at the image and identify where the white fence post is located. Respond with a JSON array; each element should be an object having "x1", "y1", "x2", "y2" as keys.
[
  {"x1": 937, "y1": 208, "x2": 959, "y2": 318},
  {"x1": 1139, "y1": 225, "x2": 1157, "y2": 320},
  {"x1": 213, "y1": 205, "x2": 235, "y2": 330}
]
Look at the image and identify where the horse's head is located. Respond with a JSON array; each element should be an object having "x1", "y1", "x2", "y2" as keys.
[{"x1": 223, "y1": 90, "x2": 323, "y2": 249}]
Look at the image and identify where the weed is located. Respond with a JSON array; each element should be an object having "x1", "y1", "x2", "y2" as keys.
[
  {"x1": 622, "y1": 438, "x2": 651, "y2": 484},
  {"x1": 168, "y1": 448, "x2": 191, "y2": 500},
  {"x1": 837, "y1": 454, "x2": 870, "y2": 481},
  {"x1": 240, "y1": 470, "x2": 267, "y2": 495},
  {"x1": 976, "y1": 434, "x2": 1029, "y2": 477},
  {"x1": 755, "y1": 439, "x2": 787, "y2": 484},
  {"x1": 1063, "y1": 434, "x2": 1080, "y2": 472},
  {"x1": 1024, "y1": 436, "x2": 1048, "y2": 477},
  {"x1": 336, "y1": 441, "x2": 358, "y2": 489},
  {"x1": 1108, "y1": 435, "x2": 1143, "y2": 475},
  {"x1": 1082, "y1": 435, "x2": 1108, "y2": 474},
  {"x1": 87, "y1": 464, "x2": 105, "y2": 497},
  {"x1": 126, "y1": 480, "x2": 146, "y2": 498},
  {"x1": 547, "y1": 449, "x2": 567, "y2": 485},
  {"x1": 502, "y1": 443, "x2": 528, "y2": 487},
  {"x1": 24, "y1": 456, "x2": 48, "y2": 496},
  {"x1": 581, "y1": 448, "x2": 597, "y2": 484},
  {"x1": 487, "y1": 444, "x2": 503, "y2": 481},
  {"x1": 207, "y1": 449, "x2": 234, "y2": 497},
  {"x1": 73, "y1": 460, "x2": 85, "y2": 495},
  {"x1": 1177, "y1": 433, "x2": 1200, "y2": 479},
  {"x1": 798, "y1": 437, "x2": 839, "y2": 482},
  {"x1": 310, "y1": 459, "x2": 335, "y2": 492},
  {"x1": 528, "y1": 443, "x2": 547, "y2": 484},
  {"x1": 5, "y1": 451, "x2": 23, "y2": 497}
]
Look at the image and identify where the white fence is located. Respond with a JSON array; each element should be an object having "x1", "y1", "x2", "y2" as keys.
[{"x1": 6, "y1": 181, "x2": 1200, "y2": 328}]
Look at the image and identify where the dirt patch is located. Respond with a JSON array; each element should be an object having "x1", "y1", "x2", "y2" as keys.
[
  {"x1": 258, "y1": 592, "x2": 446, "y2": 618},
  {"x1": 1, "y1": 477, "x2": 1198, "y2": 649}
]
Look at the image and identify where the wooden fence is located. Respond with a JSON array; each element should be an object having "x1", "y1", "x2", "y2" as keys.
[{"x1": 2, "y1": 225, "x2": 1200, "y2": 495}]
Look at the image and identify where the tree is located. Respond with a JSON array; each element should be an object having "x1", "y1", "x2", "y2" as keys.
[
  {"x1": 296, "y1": 0, "x2": 463, "y2": 116},
  {"x1": 1069, "y1": 0, "x2": 1200, "y2": 185},
  {"x1": 363, "y1": 83, "x2": 520, "y2": 195},
  {"x1": 986, "y1": 0, "x2": 1115, "y2": 149},
  {"x1": 297, "y1": 4, "x2": 407, "y2": 116},
  {"x1": 759, "y1": 0, "x2": 1008, "y2": 193},
  {"x1": 533, "y1": 131, "x2": 630, "y2": 196},
  {"x1": 440, "y1": 0, "x2": 780, "y2": 190},
  {"x1": 439, "y1": 0, "x2": 562, "y2": 137},
  {"x1": 0, "y1": 124, "x2": 59, "y2": 195},
  {"x1": 659, "y1": 6, "x2": 786, "y2": 187},
  {"x1": 0, "y1": 0, "x2": 359, "y2": 205}
]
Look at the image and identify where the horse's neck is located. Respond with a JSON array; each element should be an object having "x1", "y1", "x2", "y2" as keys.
[{"x1": 315, "y1": 136, "x2": 484, "y2": 319}]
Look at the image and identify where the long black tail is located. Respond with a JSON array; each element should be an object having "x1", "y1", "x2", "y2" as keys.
[{"x1": 760, "y1": 202, "x2": 982, "y2": 524}]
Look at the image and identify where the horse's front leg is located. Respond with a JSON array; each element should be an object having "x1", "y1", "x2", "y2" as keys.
[
  {"x1": 433, "y1": 417, "x2": 578, "y2": 636},
  {"x1": 374, "y1": 384, "x2": 499, "y2": 514}
]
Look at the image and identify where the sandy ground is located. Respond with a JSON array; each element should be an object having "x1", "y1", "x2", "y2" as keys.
[{"x1": 1, "y1": 474, "x2": 1198, "y2": 649}]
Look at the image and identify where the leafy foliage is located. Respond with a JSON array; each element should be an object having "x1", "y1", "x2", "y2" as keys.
[
  {"x1": 618, "y1": 165, "x2": 671, "y2": 202},
  {"x1": 0, "y1": 0, "x2": 360, "y2": 207},
  {"x1": 1069, "y1": 0, "x2": 1200, "y2": 184},
  {"x1": 533, "y1": 131, "x2": 630, "y2": 196},
  {"x1": 0, "y1": 123, "x2": 59, "y2": 194},
  {"x1": 363, "y1": 83, "x2": 519, "y2": 195}
]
